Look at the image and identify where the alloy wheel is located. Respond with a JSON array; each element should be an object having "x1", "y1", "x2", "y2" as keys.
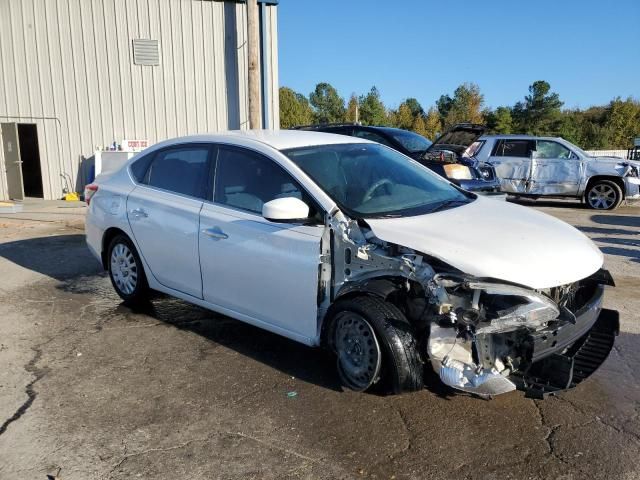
[{"x1": 587, "y1": 184, "x2": 617, "y2": 209}]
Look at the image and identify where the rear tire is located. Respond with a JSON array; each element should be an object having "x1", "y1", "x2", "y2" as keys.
[
  {"x1": 327, "y1": 296, "x2": 423, "y2": 394},
  {"x1": 585, "y1": 180, "x2": 623, "y2": 210},
  {"x1": 107, "y1": 234, "x2": 149, "y2": 306}
]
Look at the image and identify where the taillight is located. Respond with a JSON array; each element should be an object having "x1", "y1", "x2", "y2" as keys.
[{"x1": 84, "y1": 184, "x2": 98, "y2": 205}]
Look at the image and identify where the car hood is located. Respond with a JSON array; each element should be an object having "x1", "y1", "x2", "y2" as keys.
[
  {"x1": 365, "y1": 196, "x2": 603, "y2": 289},
  {"x1": 586, "y1": 157, "x2": 640, "y2": 176}
]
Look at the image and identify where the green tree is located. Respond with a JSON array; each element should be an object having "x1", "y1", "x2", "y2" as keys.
[
  {"x1": 603, "y1": 97, "x2": 640, "y2": 148},
  {"x1": 440, "y1": 83, "x2": 485, "y2": 127},
  {"x1": 309, "y1": 82, "x2": 345, "y2": 124},
  {"x1": 423, "y1": 107, "x2": 442, "y2": 140},
  {"x1": 279, "y1": 87, "x2": 313, "y2": 128},
  {"x1": 392, "y1": 102, "x2": 415, "y2": 130},
  {"x1": 411, "y1": 114, "x2": 429, "y2": 138},
  {"x1": 513, "y1": 81, "x2": 563, "y2": 135},
  {"x1": 404, "y1": 97, "x2": 424, "y2": 118},
  {"x1": 345, "y1": 94, "x2": 359, "y2": 123},
  {"x1": 486, "y1": 106, "x2": 513, "y2": 134},
  {"x1": 359, "y1": 86, "x2": 388, "y2": 126}
]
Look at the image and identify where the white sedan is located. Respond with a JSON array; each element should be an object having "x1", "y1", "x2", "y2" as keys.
[{"x1": 85, "y1": 130, "x2": 619, "y2": 398}]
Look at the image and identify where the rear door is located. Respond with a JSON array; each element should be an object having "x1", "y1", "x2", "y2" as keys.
[
  {"x1": 1, "y1": 123, "x2": 24, "y2": 200},
  {"x1": 127, "y1": 144, "x2": 212, "y2": 298},
  {"x1": 529, "y1": 140, "x2": 582, "y2": 195},
  {"x1": 488, "y1": 139, "x2": 536, "y2": 193},
  {"x1": 199, "y1": 145, "x2": 323, "y2": 341}
]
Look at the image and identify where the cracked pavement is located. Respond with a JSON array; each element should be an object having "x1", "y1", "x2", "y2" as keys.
[{"x1": 0, "y1": 199, "x2": 639, "y2": 479}]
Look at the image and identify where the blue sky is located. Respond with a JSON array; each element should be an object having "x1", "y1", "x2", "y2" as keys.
[{"x1": 278, "y1": 0, "x2": 640, "y2": 110}]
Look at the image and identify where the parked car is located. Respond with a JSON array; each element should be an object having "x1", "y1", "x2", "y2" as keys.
[
  {"x1": 293, "y1": 124, "x2": 503, "y2": 195},
  {"x1": 449, "y1": 126, "x2": 640, "y2": 210},
  {"x1": 85, "y1": 130, "x2": 618, "y2": 398}
]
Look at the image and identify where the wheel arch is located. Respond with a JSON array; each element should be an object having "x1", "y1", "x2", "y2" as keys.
[
  {"x1": 584, "y1": 175, "x2": 625, "y2": 199},
  {"x1": 320, "y1": 276, "x2": 417, "y2": 345},
  {"x1": 101, "y1": 227, "x2": 131, "y2": 269}
]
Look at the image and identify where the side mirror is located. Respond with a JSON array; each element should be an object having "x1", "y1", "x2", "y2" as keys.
[{"x1": 262, "y1": 197, "x2": 310, "y2": 222}]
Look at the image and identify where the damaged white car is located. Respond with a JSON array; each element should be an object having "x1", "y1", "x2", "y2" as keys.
[
  {"x1": 85, "y1": 131, "x2": 619, "y2": 398},
  {"x1": 463, "y1": 129, "x2": 640, "y2": 210}
]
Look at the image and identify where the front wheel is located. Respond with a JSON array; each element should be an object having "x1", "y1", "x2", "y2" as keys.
[
  {"x1": 586, "y1": 180, "x2": 623, "y2": 210},
  {"x1": 108, "y1": 234, "x2": 149, "y2": 305},
  {"x1": 327, "y1": 296, "x2": 423, "y2": 394}
]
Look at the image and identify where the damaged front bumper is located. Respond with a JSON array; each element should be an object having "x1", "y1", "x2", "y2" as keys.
[
  {"x1": 512, "y1": 288, "x2": 619, "y2": 398},
  {"x1": 428, "y1": 272, "x2": 619, "y2": 398},
  {"x1": 624, "y1": 176, "x2": 640, "y2": 203}
]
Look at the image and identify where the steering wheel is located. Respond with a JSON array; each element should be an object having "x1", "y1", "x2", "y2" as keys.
[{"x1": 362, "y1": 178, "x2": 393, "y2": 203}]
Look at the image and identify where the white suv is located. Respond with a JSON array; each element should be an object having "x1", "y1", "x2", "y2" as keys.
[
  {"x1": 470, "y1": 134, "x2": 640, "y2": 210},
  {"x1": 85, "y1": 130, "x2": 619, "y2": 398}
]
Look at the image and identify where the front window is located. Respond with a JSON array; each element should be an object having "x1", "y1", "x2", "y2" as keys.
[
  {"x1": 388, "y1": 130, "x2": 432, "y2": 154},
  {"x1": 283, "y1": 143, "x2": 471, "y2": 218},
  {"x1": 535, "y1": 140, "x2": 573, "y2": 159}
]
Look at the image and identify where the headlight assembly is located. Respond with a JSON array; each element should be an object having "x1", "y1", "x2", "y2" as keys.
[
  {"x1": 466, "y1": 281, "x2": 560, "y2": 334},
  {"x1": 443, "y1": 163, "x2": 474, "y2": 180}
]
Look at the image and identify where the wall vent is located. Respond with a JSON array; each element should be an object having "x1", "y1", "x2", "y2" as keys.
[{"x1": 132, "y1": 39, "x2": 160, "y2": 66}]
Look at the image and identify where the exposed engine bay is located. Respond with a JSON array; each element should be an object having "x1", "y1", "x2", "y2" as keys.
[{"x1": 321, "y1": 209, "x2": 618, "y2": 398}]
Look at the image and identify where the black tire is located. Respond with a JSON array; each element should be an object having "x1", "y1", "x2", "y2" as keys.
[
  {"x1": 326, "y1": 296, "x2": 423, "y2": 394},
  {"x1": 585, "y1": 180, "x2": 623, "y2": 210},
  {"x1": 107, "y1": 234, "x2": 149, "y2": 306}
]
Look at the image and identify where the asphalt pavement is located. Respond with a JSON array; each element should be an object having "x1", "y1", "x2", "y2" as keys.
[{"x1": 0, "y1": 198, "x2": 639, "y2": 480}]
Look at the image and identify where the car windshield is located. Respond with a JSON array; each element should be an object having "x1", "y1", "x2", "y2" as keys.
[
  {"x1": 388, "y1": 130, "x2": 432, "y2": 153},
  {"x1": 282, "y1": 143, "x2": 472, "y2": 218}
]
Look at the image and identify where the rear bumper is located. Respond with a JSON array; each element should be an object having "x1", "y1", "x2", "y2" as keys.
[{"x1": 511, "y1": 284, "x2": 619, "y2": 398}]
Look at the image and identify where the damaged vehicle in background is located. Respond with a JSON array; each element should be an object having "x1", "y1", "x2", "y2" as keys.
[
  {"x1": 85, "y1": 130, "x2": 619, "y2": 399},
  {"x1": 294, "y1": 124, "x2": 503, "y2": 196},
  {"x1": 448, "y1": 125, "x2": 640, "y2": 210}
]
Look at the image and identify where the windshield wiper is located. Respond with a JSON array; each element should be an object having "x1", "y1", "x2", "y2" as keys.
[{"x1": 427, "y1": 199, "x2": 471, "y2": 213}]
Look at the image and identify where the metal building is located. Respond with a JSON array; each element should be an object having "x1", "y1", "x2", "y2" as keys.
[{"x1": 0, "y1": 0, "x2": 279, "y2": 200}]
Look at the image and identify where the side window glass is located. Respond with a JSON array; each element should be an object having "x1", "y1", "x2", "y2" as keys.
[
  {"x1": 130, "y1": 153, "x2": 154, "y2": 182},
  {"x1": 214, "y1": 147, "x2": 320, "y2": 220},
  {"x1": 493, "y1": 140, "x2": 533, "y2": 158},
  {"x1": 353, "y1": 130, "x2": 393, "y2": 147},
  {"x1": 535, "y1": 140, "x2": 572, "y2": 159},
  {"x1": 143, "y1": 146, "x2": 210, "y2": 198}
]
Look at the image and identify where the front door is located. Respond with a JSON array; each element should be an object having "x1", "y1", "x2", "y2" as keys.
[
  {"x1": 200, "y1": 145, "x2": 323, "y2": 341},
  {"x1": 529, "y1": 140, "x2": 582, "y2": 195},
  {"x1": 1, "y1": 123, "x2": 24, "y2": 200},
  {"x1": 127, "y1": 144, "x2": 212, "y2": 298},
  {"x1": 488, "y1": 139, "x2": 535, "y2": 194}
]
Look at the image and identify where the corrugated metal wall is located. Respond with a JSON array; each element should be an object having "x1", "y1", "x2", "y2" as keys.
[{"x1": 0, "y1": 0, "x2": 279, "y2": 200}]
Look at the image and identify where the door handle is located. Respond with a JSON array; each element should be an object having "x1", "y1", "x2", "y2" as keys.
[
  {"x1": 130, "y1": 208, "x2": 148, "y2": 218},
  {"x1": 202, "y1": 227, "x2": 228, "y2": 240}
]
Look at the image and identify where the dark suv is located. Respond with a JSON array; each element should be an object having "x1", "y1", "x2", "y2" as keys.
[{"x1": 293, "y1": 123, "x2": 502, "y2": 194}]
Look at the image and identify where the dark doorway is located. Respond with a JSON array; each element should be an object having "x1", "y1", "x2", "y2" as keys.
[{"x1": 17, "y1": 124, "x2": 43, "y2": 198}]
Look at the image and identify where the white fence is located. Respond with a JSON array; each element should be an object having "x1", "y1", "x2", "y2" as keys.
[{"x1": 585, "y1": 149, "x2": 629, "y2": 158}]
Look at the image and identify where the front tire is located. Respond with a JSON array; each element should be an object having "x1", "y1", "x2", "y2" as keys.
[
  {"x1": 327, "y1": 296, "x2": 423, "y2": 394},
  {"x1": 586, "y1": 180, "x2": 623, "y2": 210},
  {"x1": 108, "y1": 234, "x2": 149, "y2": 305}
]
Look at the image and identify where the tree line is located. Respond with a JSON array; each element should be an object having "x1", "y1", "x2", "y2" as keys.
[{"x1": 279, "y1": 81, "x2": 640, "y2": 149}]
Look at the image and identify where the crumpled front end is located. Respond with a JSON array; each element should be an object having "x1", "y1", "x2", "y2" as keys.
[
  {"x1": 324, "y1": 210, "x2": 618, "y2": 399},
  {"x1": 426, "y1": 269, "x2": 618, "y2": 398}
]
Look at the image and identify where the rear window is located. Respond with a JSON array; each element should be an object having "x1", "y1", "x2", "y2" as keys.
[
  {"x1": 138, "y1": 146, "x2": 211, "y2": 198},
  {"x1": 491, "y1": 139, "x2": 534, "y2": 158}
]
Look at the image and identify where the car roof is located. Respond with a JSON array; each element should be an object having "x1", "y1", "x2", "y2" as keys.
[
  {"x1": 155, "y1": 129, "x2": 371, "y2": 151},
  {"x1": 481, "y1": 134, "x2": 563, "y2": 141}
]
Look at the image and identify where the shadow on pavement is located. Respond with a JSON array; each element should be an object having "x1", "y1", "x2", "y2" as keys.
[
  {"x1": 591, "y1": 214, "x2": 640, "y2": 228},
  {"x1": 0, "y1": 234, "x2": 101, "y2": 280},
  {"x1": 577, "y1": 225, "x2": 638, "y2": 236},
  {"x1": 507, "y1": 197, "x2": 586, "y2": 209}
]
